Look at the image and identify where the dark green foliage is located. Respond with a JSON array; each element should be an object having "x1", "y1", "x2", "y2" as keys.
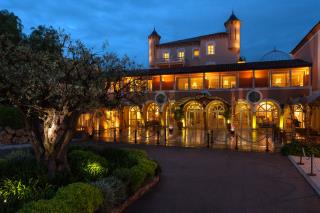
[
  {"x1": 100, "y1": 148, "x2": 138, "y2": 172},
  {"x1": 129, "y1": 165, "x2": 147, "y2": 192},
  {"x1": 28, "y1": 25, "x2": 62, "y2": 55},
  {"x1": 0, "y1": 10, "x2": 23, "y2": 44},
  {"x1": 18, "y1": 182, "x2": 103, "y2": 213},
  {"x1": 0, "y1": 106, "x2": 25, "y2": 129},
  {"x1": 281, "y1": 141, "x2": 320, "y2": 157},
  {"x1": 68, "y1": 150, "x2": 109, "y2": 181},
  {"x1": 0, "y1": 150, "x2": 46, "y2": 181},
  {"x1": 109, "y1": 149, "x2": 157, "y2": 193},
  {"x1": 92, "y1": 176, "x2": 127, "y2": 211},
  {"x1": 0, "y1": 178, "x2": 53, "y2": 213}
]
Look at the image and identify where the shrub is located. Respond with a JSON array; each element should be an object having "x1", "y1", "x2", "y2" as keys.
[
  {"x1": 281, "y1": 141, "x2": 320, "y2": 157},
  {"x1": 68, "y1": 150, "x2": 109, "y2": 181},
  {"x1": 0, "y1": 178, "x2": 53, "y2": 212},
  {"x1": 129, "y1": 165, "x2": 147, "y2": 192},
  {"x1": 101, "y1": 148, "x2": 138, "y2": 172},
  {"x1": 0, "y1": 106, "x2": 24, "y2": 129},
  {"x1": 18, "y1": 182, "x2": 103, "y2": 213},
  {"x1": 92, "y1": 176, "x2": 127, "y2": 211},
  {"x1": 113, "y1": 167, "x2": 132, "y2": 185},
  {"x1": 138, "y1": 158, "x2": 157, "y2": 179},
  {"x1": 0, "y1": 150, "x2": 46, "y2": 181},
  {"x1": 106, "y1": 149, "x2": 158, "y2": 193}
]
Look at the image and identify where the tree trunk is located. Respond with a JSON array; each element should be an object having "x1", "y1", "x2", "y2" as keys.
[{"x1": 42, "y1": 110, "x2": 79, "y2": 178}]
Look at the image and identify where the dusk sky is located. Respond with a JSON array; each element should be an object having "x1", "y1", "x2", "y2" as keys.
[{"x1": 1, "y1": 0, "x2": 319, "y2": 67}]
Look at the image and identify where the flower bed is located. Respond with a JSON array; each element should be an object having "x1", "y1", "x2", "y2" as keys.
[{"x1": 0, "y1": 147, "x2": 159, "y2": 213}]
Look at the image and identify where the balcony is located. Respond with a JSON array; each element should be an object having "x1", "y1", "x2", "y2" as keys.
[{"x1": 155, "y1": 57, "x2": 186, "y2": 68}]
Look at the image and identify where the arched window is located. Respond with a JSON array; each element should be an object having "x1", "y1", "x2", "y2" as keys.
[
  {"x1": 256, "y1": 101, "x2": 279, "y2": 126},
  {"x1": 147, "y1": 103, "x2": 160, "y2": 122},
  {"x1": 185, "y1": 101, "x2": 204, "y2": 128},
  {"x1": 206, "y1": 101, "x2": 226, "y2": 129},
  {"x1": 129, "y1": 106, "x2": 142, "y2": 128},
  {"x1": 235, "y1": 101, "x2": 251, "y2": 129},
  {"x1": 294, "y1": 104, "x2": 304, "y2": 128}
]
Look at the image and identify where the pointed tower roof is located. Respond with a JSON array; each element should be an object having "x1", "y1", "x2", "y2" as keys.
[
  {"x1": 148, "y1": 28, "x2": 161, "y2": 39},
  {"x1": 224, "y1": 11, "x2": 240, "y2": 27}
]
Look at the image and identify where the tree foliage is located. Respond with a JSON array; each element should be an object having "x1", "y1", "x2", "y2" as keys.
[
  {"x1": 0, "y1": 10, "x2": 23, "y2": 44},
  {"x1": 0, "y1": 10, "x2": 142, "y2": 177}
]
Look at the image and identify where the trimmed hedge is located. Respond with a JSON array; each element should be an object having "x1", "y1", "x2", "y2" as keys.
[
  {"x1": 68, "y1": 150, "x2": 109, "y2": 181},
  {"x1": 109, "y1": 149, "x2": 158, "y2": 193},
  {"x1": 18, "y1": 182, "x2": 103, "y2": 213},
  {"x1": 0, "y1": 106, "x2": 24, "y2": 129},
  {"x1": 281, "y1": 141, "x2": 320, "y2": 157}
]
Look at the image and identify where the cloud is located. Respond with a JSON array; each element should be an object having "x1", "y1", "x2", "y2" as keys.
[{"x1": 1, "y1": 0, "x2": 319, "y2": 66}]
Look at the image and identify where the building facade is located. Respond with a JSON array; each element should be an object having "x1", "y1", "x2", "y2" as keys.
[{"x1": 77, "y1": 13, "x2": 320, "y2": 140}]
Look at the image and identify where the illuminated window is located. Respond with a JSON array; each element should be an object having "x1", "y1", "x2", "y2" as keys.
[
  {"x1": 255, "y1": 70, "x2": 269, "y2": 87},
  {"x1": 193, "y1": 49, "x2": 200, "y2": 57},
  {"x1": 207, "y1": 44, "x2": 215, "y2": 55},
  {"x1": 129, "y1": 106, "x2": 142, "y2": 128},
  {"x1": 190, "y1": 74, "x2": 203, "y2": 90},
  {"x1": 221, "y1": 75, "x2": 236, "y2": 88},
  {"x1": 271, "y1": 70, "x2": 289, "y2": 87},
  {"x1": 178, "y1": 51, "x2": 185, "y2": 60},
  {"x1": 152, "y1": 76, "x2": 160, "y2": 90},
  {"x1": 176, "y1": 74, "x2": 189, "y2": 90},
  {"x1": 161, "y1": 75, "x2": 174, "y2": 90},
  {"x1": 291, "y1": 69, "x2": 305, "y2": 87},
  {"x1": 294, "y1": 104, "x2": 304, "y2": 128},
  {"x1": 239, "y1": 71, "x2": 253, "y2": 88},
  {"x1": 256, "y1": 101, "x2": 279, "y2": 126},
  {"x1": 147, "y1": 103, "x2": 160, "y2": 122},
  {"x1": 163, "y1": 52, "x2": 170, "y2": 61},
  {"x1": 205, "y1": 73, "x2": 219, "y2": 89},
  {"x1": 103, "y1": 109, "x2": 119, "y2": 129}
]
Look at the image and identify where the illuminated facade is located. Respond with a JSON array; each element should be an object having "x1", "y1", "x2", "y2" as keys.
[{"x1": 77, "y1": 14, "x2": 320, "y2": 138}]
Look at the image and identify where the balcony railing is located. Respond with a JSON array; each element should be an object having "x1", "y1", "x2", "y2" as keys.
[{"x1": 155, "y1": 57, "x2": 186, "y2": 66}]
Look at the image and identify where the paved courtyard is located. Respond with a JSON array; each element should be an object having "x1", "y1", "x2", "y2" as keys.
[{"x1": 117, "y1": 144, "x2": 320, "y2": 213}]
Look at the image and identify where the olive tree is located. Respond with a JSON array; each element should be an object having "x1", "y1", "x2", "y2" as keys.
[{"x1": 0, "y1": 25, "x2": 140, "y2": 177}]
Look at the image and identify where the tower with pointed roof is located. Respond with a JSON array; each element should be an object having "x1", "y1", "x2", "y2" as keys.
[
  {"x1": 148, "y1": 28, "x2": 161, "y2": 68},
  {"x1": 225, "y1": 11, "x2": 241, "y2": 55}
]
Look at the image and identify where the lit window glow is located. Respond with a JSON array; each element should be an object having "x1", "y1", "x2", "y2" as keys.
[
  {"x1": 163, "y1": 52, "x2": 170, "y2": 61},
  {"x1": 207, "y1": 44, "x2": 215, "y2": 55},
  {"x1": 193, "y1": 49, "x2": 200, "y2": 57},
  {"x1": 178, "y1": 51, "x2": 185, "y2": 60}
]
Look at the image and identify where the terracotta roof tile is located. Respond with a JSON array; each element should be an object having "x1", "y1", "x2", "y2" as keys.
[{"x1": 127, "y1": 59, "x2": 311, "y2": 76}]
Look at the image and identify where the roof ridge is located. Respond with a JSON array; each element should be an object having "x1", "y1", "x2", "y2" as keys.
[{"x1": 158, "y1": 32, "x2": 227, "y2": 46}]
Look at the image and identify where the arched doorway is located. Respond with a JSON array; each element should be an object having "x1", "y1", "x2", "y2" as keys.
[
  {"x1": 235, "y1": 101, "x2": 251, "y2": 129},
  {"x1": 185, "y1": 101, "x2": 204, "y2": 129},
  {"x1": 256, "y1": 100, "x2": 279, "y2": 127},
  {"x1": 165, "y1": 102, "x2": 175, "y2": 128},
  {"x1": 146, "y1": 103, "x2": 160, "y2": 123},
  {"x1": 129, "y1": 106, "x2": 142, "y2": 128},
  {"x1": 206, "y1": 100, "x2": 226, "y2": 129}
]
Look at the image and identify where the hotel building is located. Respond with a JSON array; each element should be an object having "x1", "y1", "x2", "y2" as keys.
[{"x1": 77, "y1": 13, "x2": 320, "y2": 142}]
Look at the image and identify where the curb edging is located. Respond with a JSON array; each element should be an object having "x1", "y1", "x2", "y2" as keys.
[
  {"x1": 288, "y1": 155, "x2": 320, "y2": 197},
  {"x1": 111, "y1": 175, "x2": 160, "y2": 213}
]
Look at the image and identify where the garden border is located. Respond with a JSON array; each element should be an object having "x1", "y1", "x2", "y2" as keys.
[{"x1": 110, "y1": 175, "x2": 160, "y2": 213}]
